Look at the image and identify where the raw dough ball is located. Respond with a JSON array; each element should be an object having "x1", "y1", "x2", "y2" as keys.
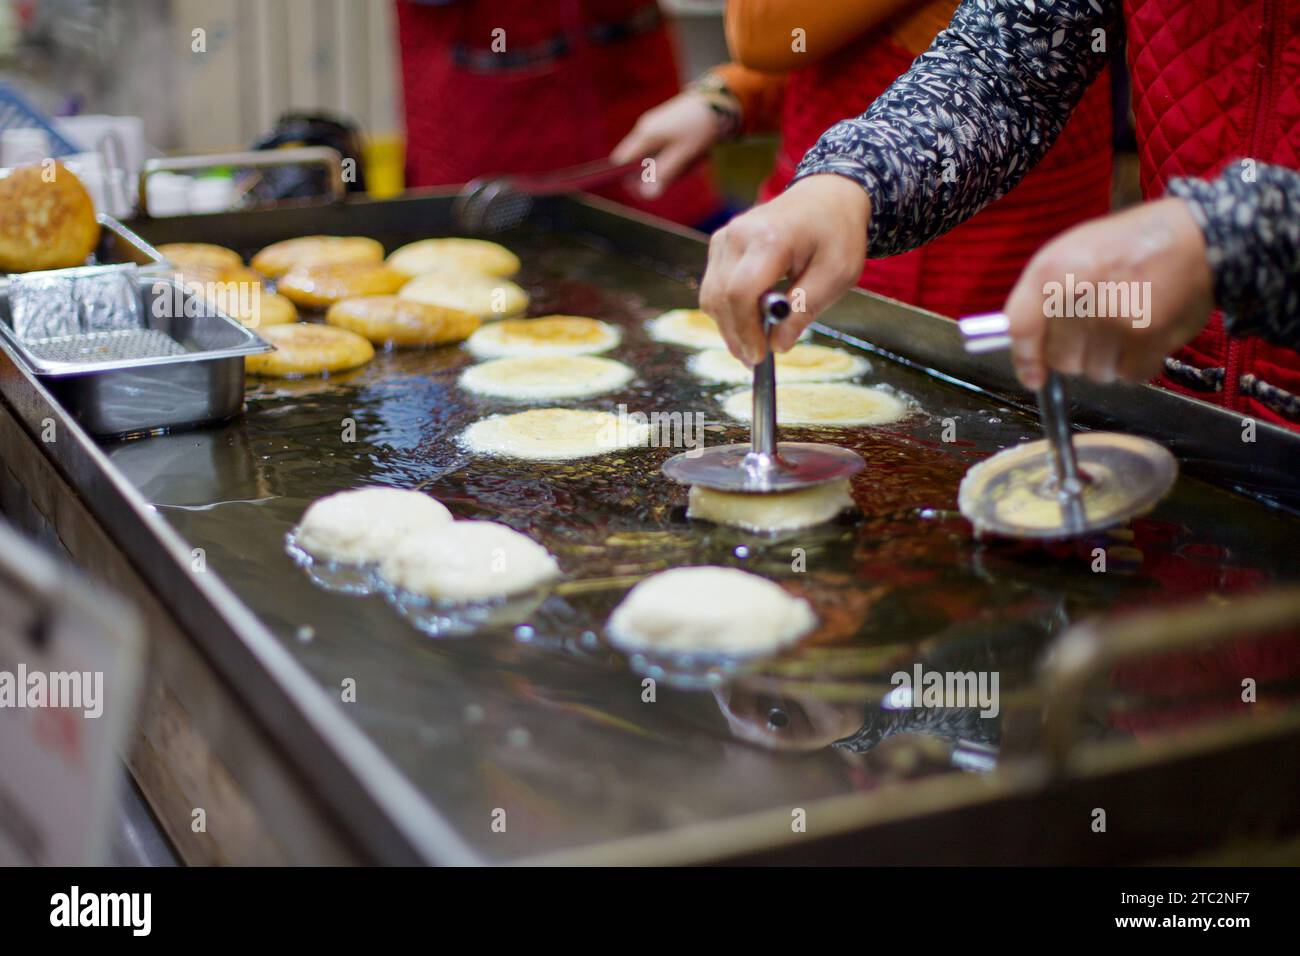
[
  {"x1": 399, "y1": 270, "x2": 529, "y2": 319},
  {"x1": 606, "y1": 566, "x2": 816, "y2": 656},
  {"x1": 294, "y1": 488, "x2": 453, "y2": 564},
  {"x1": 689, "y1": 344, "x2": 868, "y2": 384},
  {"x1": 244, "y1": 322, "x2": 375, "y2": 377},
  {"x1": 459, "y1": 354, "x2": 634, "y2": 400},
  {"x1": 464, "y1": 315, "x2": 620, "y2": 358},
  {"x1": 688, "y1": 479, "x2": 855, "y2": 532},
  {"x1": 251, "y1": 235, "x2": 384, "y2": 277},
  {"x1": 275, "y1": 262, "x2": 407, "y2": 309},
  {"x1": 0, "y1": 163, "x2": 100, "y2": 272},
  {"x1": 722, "y1": 382, "x2": 908, "y2": 426},
  {"x1": 326, "y1": 295, "x2": 480, "y2": 347},
  {"x1": 461, "y1": 408, "x2": 649, "y2": 460},
  {"x1": 387, "y1": 237, "x2": 520, "y2": 278},
  {"x1": 379, "y1": 520, "x2": 560, "y2": 601}
]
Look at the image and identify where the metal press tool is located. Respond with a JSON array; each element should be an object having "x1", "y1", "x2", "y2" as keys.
[{"x1": 662, "y1": 292, "x2": 865, "y2": 493}]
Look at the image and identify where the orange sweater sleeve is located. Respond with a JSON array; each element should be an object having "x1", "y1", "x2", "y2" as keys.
[
  {"x1": 710, "y1": 62, "x2": 788, "y2": 136},
  {"x1": 726, "y1": 0, "x2": 958, "y2": 71}
]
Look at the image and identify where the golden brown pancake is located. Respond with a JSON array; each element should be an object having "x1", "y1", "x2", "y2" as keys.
[
  {"x1": 250, "y1": 235, "x2": 384, "y2": 278},
  {"x1": 0, "y1": 163, "x2": 100, "y2": 272},
  {"x1": 156, "y1": 242, "x2": 244, "y2": 273},
  {"x1": 464, "y1": 315, "x2": 620, "y2": 358},
  {"x1": 244, "y1": 322, "x2": 375, "y2": 377},
  {"x1": 325, "y1": 295, "x2": 480, "y2": 347},
  {"x1": 171, "y1": 264, "x2": 293, "y2": 327},
  {"x1": 386, "y1": 237, "x2": 520, "y2": 278},
  {"x1": 275, "y1": 262, "x2": 408, "y2": 309},
  {"x1": 398, "y1": 270, "x2": 529, "y2": 319}
]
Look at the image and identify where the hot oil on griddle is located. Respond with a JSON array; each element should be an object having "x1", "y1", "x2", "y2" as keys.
[{"x1": 104, "y1": 228, "x2": 1300, "y2": 862}]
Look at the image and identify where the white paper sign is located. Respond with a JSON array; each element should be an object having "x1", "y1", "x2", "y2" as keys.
[{"x1": 0, "y1": 522, "x2": 142, "y2": 865}]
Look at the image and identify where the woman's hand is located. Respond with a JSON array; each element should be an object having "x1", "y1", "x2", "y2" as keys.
[
  {"x1": 1003, "y1": 197, "x2": 1215, "y2": 389},
  {"x1": 611, "y1": 91, "x2": 723, "y2": 200},
  {"x1": 699, "y1": 174, "x2": 871, "y2": 364}
]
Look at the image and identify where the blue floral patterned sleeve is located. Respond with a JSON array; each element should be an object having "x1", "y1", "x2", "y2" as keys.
[
  {"x1": 1167, "y1": 165, "x2": 1300, "y2": 346},
  {"x1": 792, "y1": 0, "x2": 1300, "y2": 347},
  {"x1": 792, "y1": 0, "x2": 1119, "y2": 257}
]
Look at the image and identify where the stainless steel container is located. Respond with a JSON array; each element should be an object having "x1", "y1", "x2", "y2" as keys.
[{"x1": 0, "y1": 274, "x2": 269, "y2": 437}]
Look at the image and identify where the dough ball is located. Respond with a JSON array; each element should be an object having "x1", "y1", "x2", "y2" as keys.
[
  {"x1": 606, "y1": 566, "x2": 816, "y2": 656},
  {"x1": 722, "y1": 382, "x2": 908, "y2": 426},
  {"x1": 250, "y1": 235, "x2": 384, "y2": 278},
  {"x1": 157, "y1": 242, "x2": 243, "y2": 273},
  {"x1": 398, "y1": 270, "x2": 529, "y2": 319},
  {"x1": 275, "y1": 261, "x2": 407, "y2": 309},
  {"x1": 462, "y1": 408, "x2": 649, "y2": 460},
  {"x1": 689, "y1": 344, "x2": 869, "y2": 384},
  {"x1": 688, "y1": 479, "x2": 855, "y2": 533},
  {"x1": 244, "y1": 322, "x2": 375, "y2": 377},
  {"x1": 387, "y1": 237, "x2": 520, "y2": 278},
  {"x1": 0, "y1": 163, "x2": 100, "y2": 272},
  {"x1": 326, "y1": 295, "x2": 480, "y2": 347},
  {"x1": 464, "y1": 315, "x2": 620, "y2": 358},
  {"x1": 379, "y1": 520, "x2": 560, "y2": 601},
  {"x1": 460, "y1": 354, "x2": 634, "y2": 400},
  {"x1": 294, "y1": 488, "x2": 453, "y2": 564}
]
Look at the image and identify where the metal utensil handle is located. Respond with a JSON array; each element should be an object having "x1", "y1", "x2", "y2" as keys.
[
  {"x1": 136, "y1": 146, "x2": 345, "y2": 217},
  {"x1": 1039, "y1": 585, "x2": 1300, "y2": 775},
  {"x1": 512, "y1": 158, "x2": 643, "y2": 195},
  {"x1": 752, "y1": 292, "x2": 791, "y2": 457},
  {"x1": 959, "y1": 312, "x2": 1086, "y2": 514}
]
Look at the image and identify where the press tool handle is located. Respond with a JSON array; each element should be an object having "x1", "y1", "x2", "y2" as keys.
[
  {"x1": 751, "y1": 291, "x2": 792, "y2": 459},
  {"x1": 958, "y1": 312, "x2": 1087, "y2": 529}
]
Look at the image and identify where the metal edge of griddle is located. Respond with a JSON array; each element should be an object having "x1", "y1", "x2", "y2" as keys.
[
  {"x1": 0, "y1": 350, "x2": 481, "y2": 866},
  {"x1": 521, "y1": 706, "x2": 1300, "y2": 865}
]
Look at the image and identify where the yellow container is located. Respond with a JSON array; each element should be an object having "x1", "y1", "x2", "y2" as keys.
[{"x1": 364, "y1": 136, "x2": 405, "y2": 198}]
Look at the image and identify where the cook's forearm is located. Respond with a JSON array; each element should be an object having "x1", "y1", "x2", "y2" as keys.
[
  {"x1": 1168, "y1": 163, "x2": 1300, "y2": 347},
  {"x1": 792, "y1": 0, "x2": 1119, "y2": 257}
]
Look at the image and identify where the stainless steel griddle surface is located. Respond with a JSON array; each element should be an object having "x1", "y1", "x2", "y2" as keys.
[{"x1": 102, "y1": 222, "x2": 1300, "y2": 863}]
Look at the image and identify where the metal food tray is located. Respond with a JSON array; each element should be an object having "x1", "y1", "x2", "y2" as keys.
[
  {"x1": 0, "y1": 273, "x2": 269, "y2": 436},
  {"x1": 0, "y1": 214, "x2": 165, "y2": 295},
  {"x1": 3, "y1": 191, "x2": 1297, "y2": 865}
]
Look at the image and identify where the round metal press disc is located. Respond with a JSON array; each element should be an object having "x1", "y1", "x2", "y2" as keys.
[
  {"x1": 662, "y1": 442, "x2": 864, "y2": 493},
  {"x1": 958, "y1": 432, "x2": 1177, "y2": 540}
]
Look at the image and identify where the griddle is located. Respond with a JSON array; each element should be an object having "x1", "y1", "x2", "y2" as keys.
[{"x1": 5, "y1": 191, "x2": 1299, "y2": 864}]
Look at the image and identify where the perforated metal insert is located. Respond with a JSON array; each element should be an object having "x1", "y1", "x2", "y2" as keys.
[{"x1": 24, "y1": 329, "x2": 188, "y2": 365}]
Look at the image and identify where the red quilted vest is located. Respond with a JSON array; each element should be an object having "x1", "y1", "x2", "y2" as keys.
[
  {"x1": 395, "y1": 0, "x2": 720, "y2": 227},
  {"x1": 1129, "y1": 0, "x2": 1300, "y2": 428},
  {"x1": 764, "y1": 28, "x2": 1114, "y2": 319}
]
